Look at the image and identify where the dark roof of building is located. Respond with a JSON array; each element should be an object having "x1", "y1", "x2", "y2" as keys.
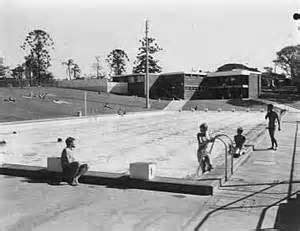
[{"x1": 216, "y1": 63, "x2": 259, "y2": 72}]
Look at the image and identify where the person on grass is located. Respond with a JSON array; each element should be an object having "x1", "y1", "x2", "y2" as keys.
[
  {"x1": 265, "y1": 104, "x2": 281, "y2": 150},
  {"x1": 61, "y1": 137, "x2": 88, "y2": 186}
]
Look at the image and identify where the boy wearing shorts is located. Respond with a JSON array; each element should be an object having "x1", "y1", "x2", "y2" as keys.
[
  {"x1": 233, "y1": 127, "x2": 246, "y2": 158},
  {"x1": 196, "y1": 123, "x2": 216, "y2": 175},
  {"x1": 265, "y1": 104, "x2": 281, "y2": 150}
]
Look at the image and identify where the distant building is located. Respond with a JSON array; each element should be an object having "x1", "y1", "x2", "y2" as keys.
[
  {"x1": 112, "y1": 72, "x2": 207, "y2": 99},
  {"x1": 206, "y1": 70, "x2": 261, "y2": 99},
  {"x1": 112, "y1": 70, "x2": 261, "y2": 100}
]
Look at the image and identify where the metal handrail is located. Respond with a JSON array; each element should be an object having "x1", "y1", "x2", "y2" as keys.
[{"x1": 212, "y1": 134, "x2": 234, "y2": 182}]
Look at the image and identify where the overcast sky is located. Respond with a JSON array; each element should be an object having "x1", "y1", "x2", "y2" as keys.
[{"x1": 0, "y1": 0, "x2": 299, "y2": 78}]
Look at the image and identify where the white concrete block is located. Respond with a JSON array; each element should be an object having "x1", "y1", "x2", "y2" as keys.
[
  {"x1": 47, "y1": 157, "x2": 62, "y2": 172},
  {"x1": 129, "y1": 162, "x2": 156, "y2": 180}
]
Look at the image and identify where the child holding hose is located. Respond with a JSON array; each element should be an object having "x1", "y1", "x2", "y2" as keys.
[{"x1": 196, "y1": 123, "x2": 219, "y2": 175}]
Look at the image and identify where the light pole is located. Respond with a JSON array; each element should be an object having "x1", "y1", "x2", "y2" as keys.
[
  {"x1": 293, "y1": 13, "x2": 300, "y2": 80},
  {"x1": 145, "y1": 19, "x2": 150, "y2": 109}
]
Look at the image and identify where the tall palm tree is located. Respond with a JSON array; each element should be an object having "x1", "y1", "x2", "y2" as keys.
[{"x1": 62, "y1": 59, "x2": 74, "y2": 80}]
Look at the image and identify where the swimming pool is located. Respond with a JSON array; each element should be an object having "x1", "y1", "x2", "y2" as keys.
[{"x1": 0, "y1": 111, "x2": 266, "y2": 178}]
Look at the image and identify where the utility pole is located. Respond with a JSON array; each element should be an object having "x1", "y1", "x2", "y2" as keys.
[
  {"x1": 145, "y1": 19, "x2": 150, "y2": 109},
  {"x1": 293, "y1": 13, "x2": 300, "y2": 80},
  {"x1": 95, "y1": 56, "x2": 101, "y2": 79}
]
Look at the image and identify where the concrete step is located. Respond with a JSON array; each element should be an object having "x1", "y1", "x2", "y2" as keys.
[
  {"x1": 163, "y1": 100, "x2": 187, "y2": 111},
  {"x1": 0, "y1": 163, "x2": 213, "y2": 196}
]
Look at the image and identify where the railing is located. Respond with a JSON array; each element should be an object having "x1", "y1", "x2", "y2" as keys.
[{"x1": 211, "y1": 133, "x2": 234, "y2": 182}]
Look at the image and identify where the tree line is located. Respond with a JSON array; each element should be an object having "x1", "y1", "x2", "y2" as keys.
[
  {"x1": 1, "y1": 28, "x2": 300, "y2": 84},
  {"x1": 2, "y1": 29, "x2": 163, "y2": 84}
]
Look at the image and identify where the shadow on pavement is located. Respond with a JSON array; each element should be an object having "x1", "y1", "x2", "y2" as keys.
[
  {"x1": 227, "y1": 99, "x2": 266, "y2": 108},
  {"x1": 193, "y1": 182, "x2": 283, "y2": 231},
  {"x1": 273, "y1": 191, "x2": 300, "y2": 231},
  {"x1": 253, "y1": 147, "x2": 273, "y2": 151},
  {"x1": 193, "y1": 181, "x2": 300, "y2": 231},
  {"x1": 20, "y1": 177, "x2": 65, "y2": 186}
]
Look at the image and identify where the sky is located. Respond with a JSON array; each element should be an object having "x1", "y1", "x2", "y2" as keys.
[{"x1": 0, "y1": 0, "x2": 300, "y2": 79}]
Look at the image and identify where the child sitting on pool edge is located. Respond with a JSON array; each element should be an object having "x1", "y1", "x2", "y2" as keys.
[
  {"x1": 61, "y1": 137, "x2": 88, "y2": 186},
  {"x1": 232, "y1": 127, "x2": 246, "y2": 158}
]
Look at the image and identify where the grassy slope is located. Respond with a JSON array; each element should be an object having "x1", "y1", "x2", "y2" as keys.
[
  {"x1": 0, "y1": 87, "x2": 170, "y2": 122},
  {"x1": 260, "y1": 92, "x2": 300, "y2": 110},
  {"x1": 0, "y1": 87, "x2": 296, "y2": 123}
]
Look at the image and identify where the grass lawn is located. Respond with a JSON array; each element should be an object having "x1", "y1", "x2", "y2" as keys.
[
  {"x1": 0, "y1": 87, "x2": 295, "y2": 123},
  {"x1": 260, "y1": 92, "x2": 300, "y2": 110},
  {"x1": 0, "y1": 87, "x2": 170, "y2": 122}
]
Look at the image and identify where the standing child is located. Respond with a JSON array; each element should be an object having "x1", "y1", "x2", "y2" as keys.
[
  {"x1": 196, "y1": 123, "x2": 216, "y2": 175},
  {"x1": 265, "y1": 104, "x2": 281, "y2": 150},
  {"x1": 233, "y1": 127, "x2": 246, "y2": 158}
]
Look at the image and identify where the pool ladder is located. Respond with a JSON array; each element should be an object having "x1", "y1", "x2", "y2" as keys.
[{"x1": 210, "y1": 133, "x2": 234, "y2": 182}]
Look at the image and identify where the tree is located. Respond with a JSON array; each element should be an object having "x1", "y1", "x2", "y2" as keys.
[
  {"x1": 11, "y1": 64, "x2": 25, "y2": 80},
  {"x1": 23, "y1": 55, "x2": 38, "y2": 85},
  {"x1": 263, "y1": 66, "x2": 273, "y2": 73},
  {"x1": 94, "y1": 56, "x2": 103, "y2": 78},
  {"x1": 62, "y1": 59, "x2": 74, "y2": 80},
  {"x1": 133, "y1": 37, "x2": 163, "y2": 74},
  {"x1": 106, "y1": 49, "x2": 129, "y2": 76},
  {"x1": 21, "y1": 29, "x2": 54, "y2": 84},
  {"x1": 273, "y1": 45, "x2": 300, "y2": 79},
  {"x1": 0, "y1": 63, "x2": 9, "y2": 78},
  {"x1": 91, "y1": 56, "x2": 106, "y2": 78},
  {"x1": 72, "y1": 63, "x2": 81, "y2": 79}
]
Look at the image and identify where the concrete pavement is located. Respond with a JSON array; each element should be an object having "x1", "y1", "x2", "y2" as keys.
[
  {"x1": 0, "y1": 112, "x2": 300, "y2": 230},
  {"x1": 185, "y1": 112, "x2": 300, "y2": 230}
]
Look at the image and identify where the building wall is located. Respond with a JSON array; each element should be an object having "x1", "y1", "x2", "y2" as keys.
[
  {"x1": 248, "y1": 73, "x2": 260, "y2": 98},
  {"x1": 153, "y1": 74, "x2": 184, "y2": 99},
  {"x1": 128, "y1": 82, "x2": 144, "y2": 96},
  {"x1": 183, "y1": 74, "x2": 206, "y2": 99},
  {"x1": 107, "y1": 82, "x2": 128, "y2": 94},
  {"x1": 111, "y1": 71, "x2": 261, "y2": 99},
  {"x1": 127, "y1": 74, "x2": 160, "y2": 97},
  {"x1": 57, "y1": 79, "x2": 128, "y2": 94},
  {"x1": 114, "y1": 73, "x2": 209, "y2": 99}
]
